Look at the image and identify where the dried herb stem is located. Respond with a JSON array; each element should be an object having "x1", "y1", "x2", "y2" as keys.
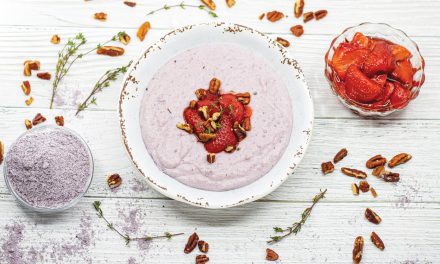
[
  {"x1": 267, "y1": 189, "x2": 327, "y2": 244},
  {"x1": 146, "y1": 1, "x2": 218, "y2": 17},
  {"x1": 93, "y1": 201, "x2": 184, "y2": 245}
]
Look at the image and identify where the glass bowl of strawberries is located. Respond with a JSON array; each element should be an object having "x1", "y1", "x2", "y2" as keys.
[{"x1": 324, "y1": 22, "x2": 425, "y2": 116}]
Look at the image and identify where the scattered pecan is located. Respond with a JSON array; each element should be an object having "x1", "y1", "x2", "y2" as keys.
[
  {"x1": 209, "y1": 78, "x2": 221, "y2": 94},
  {"x1": 266, "y1": 248, "x2": 279, "y2": 261},
  {"x1": 123, "y1": 1, "x2": 136, "y2": 7},
  {"x1": 290, "y1": 25, "x2": 304, "y2": 37},
  {"x1": 50, "y1": 34, "x2": 61, "y2": 44},
  {"x1": 233, "y1": 127, "x2": 246, "y2": 142},
  {"x1": 382, "y1": 171, "x2": 400, "y2": 182},
  {"x1": 267, "y1": 11, "x2": 284, "y2": 22},
  {"x1": 366, "y1": 155, "x2": 387, "y2": 169},
  {"x1": 321, "y1": 161, "x2": 334, "y2": 174},
  {"x1": 195, "y1": 89, "x2": 207, "y2": 100},
  {"x1": 225, "y1": 145, "x2": 236, "y2": 153},
  {"x1": 370, "y1": 232, "x2": 385, "y2": 250},
  {"x1": 358, "y1": 181, "x2": 370, "y2": 192},
  {"x1": 177, "y1": 123, "x2": 193, "y2": 134},
  {"x1": 226, "y1": 0, "x2": 235, "y2": 8},
  {"x1": 198, "y1": 106, "x2": 209, "y2": 120},
  {"x1": 236, "y1": 92, "x2": 251, "y2": 105},
  {"x1": 365, "y1": 208, "x2": 382, "y2": 224},
  {"x1": 370, "y1": 187, "x2": 378, "y2": 198},
  {"x1": 258, "y1": 13, "x2": 265, "y2": 20},
  {"x1": 352, "y1": 236, "x2": 364, "y2": 264},
  {"x1": 0, "y1": 140, "x2": 3, "y2": 165},
  {"x1": 23, "y1": 60, "x2": 40, "y2": 76},
  {"x1": 198, "y1": 240, "x2": 209, "y2": 253},
  {"x1": 207, "y1": 153, "x2": 215, "y2": 164},
  {"x1": 23, "y1": 63, "x2": 31, "y2": 76},
  {"x1": 303, "y1": 12, "x2": 314, "y2": 23},
  {"x1": 184, "y1": 232, "x2": 199, "y2": 254},
  {"x1": 314, "y1": 10, "x2": 328, "y2": 20},
  {"x1": 24, "y1": 119, "x2": 33, "y2": 130},
  {"x1": 196, "y1": 254, "x2": 209, "y2": 264},
  {"x1": 189, "y1": 100, "x2": 198, "y2": 109},
  {"x1": 21, "y1": 81, "x2": 31, "y2": 95},
  {"x1": 119, "y1": 33, "x2": 131, "y2": 45},
  {"x1": 198, "y1": 133, "x2": 216, "y2": 142},
  {"x1": 55, "y1": 116, "x2": 64, "y2": 126},
  {"x1": 25, "y1": 96, "x2": 34, "y2": 106},
  {"x1": 94, "y1": 12, "x2": 107, "y2": 21},
  {"x1": 137, "y1": 21, "x2": 151, "y2": 41},
  {"x1": 276, "y1": 37, "x2": 290, "y2": 48},
  {"x1": 351, "y1": 183, "x2": 359, "y2": 196},
  {"x1": 37, "y1": 72, "x2": 51, "y2": 80},
  {"x1": 388, "y1": 153, "x2": 412, "y2": 168},
  {"x1": 341, "y1": 167, "x2": 367, "y2": 179},
  {"x1": 242, "y1": 117, "x2": 251, "y2": 131},
  {"x1": 294, "y1": 0, "x2": 304, "y2": 18},
  {"x1": 97, "y1": 46, "x2": 125, "y2": 57},
  {"x1": 333, "y1": 148, "x2": 348, "y2": 163},
  {"x1": 32, "y1": 113, "x2": 46, "y2": 125},
  {"x1": 107, "y1": 173, "x2": 122, "y2": 189},
  {"x1": 372, "y1": 166, "x2": 385, "y2": 177},
  {"x1": 211, "y1": 112, "x2": 221, "y2": 121},
  {"x1": 201, "y1": 0, "x2": 216, "y2": 10}
]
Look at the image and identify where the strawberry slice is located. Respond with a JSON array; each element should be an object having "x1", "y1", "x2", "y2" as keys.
[
  {"x1": 205, "y1": 114, "x2": 237, "y2": 153},
  {"x1": 183, "y1": 108, "x2": 205, "y2": 134},
  {"x1": 390, "y1": 44, "x2": 412, "y2": 61},
  {"x1": 331, "y1": 43, "x2": 369, "y2": 80},
  {"x1": 371, "y1": 74, "x2": 387, "y2": 88},
  {"x1": 362, "y1": 42, "x2": 396, "y2": 77},
  {"x1": 219, "y1": 94, "x2": 244, "y2": 123},
  {"x1": 352, "y1": 32, "x2": 371, "y2": 49},
  {"x1": 391, "y1": 60, "x2": 414, "y2": 87},
  {"x1": 345, "y1": 65, "x2": 383, "y2": 103},
  {"x1": 390, "y1": 83, "x2": 411, "y2": 109}
]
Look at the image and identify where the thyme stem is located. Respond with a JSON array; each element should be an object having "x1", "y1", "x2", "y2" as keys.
[
  {"x1": 267, "y1": 189, "x2": 327, "y2": 244},
  {"x1": 146, "y1": 2, "x2": 218, "y2": 17}
]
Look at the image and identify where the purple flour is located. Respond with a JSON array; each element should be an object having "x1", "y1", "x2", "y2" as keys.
[{"x1": 5, "y1": 126, "x2": 92, "y2": 209}]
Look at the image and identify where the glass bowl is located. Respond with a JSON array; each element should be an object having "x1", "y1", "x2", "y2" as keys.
[
  {"x1": 3, "y1": 125, "x2": 94, "y2": 213},
  {"x1": 324, "y1": 22, "x2": 425, "y2": 116}
]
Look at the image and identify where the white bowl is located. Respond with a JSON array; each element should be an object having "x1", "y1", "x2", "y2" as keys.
[{"x1": 118, "y1": 22, "x2": 314, "y2": 208}]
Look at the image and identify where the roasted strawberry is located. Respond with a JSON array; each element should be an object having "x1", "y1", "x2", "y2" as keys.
[
  {"x1": 390, "y1": 44, "x2": 412, "y2": 61},
  {"x1": 371, "y1": 74, "x2": 387, "y2": 88},
  {"x1": 331, "y1": 43, "x2": 369, "y2": 80},
  {"x1": 244, "y1": 106, "x2": 253, "y2": 118},
  {"x1": 362, "y1": 42, "x2": 396, "y2": 77},
  {"x1": 372, "y1": 81, "x2": 395, "y2": 107},
  {"x1": 352, "y1": 32, "x2": 371, "y2": 49},
  {"x1": 345, "y1": 65, "x2": 383, "y2": 103},
  {"x1": 390, "y1": 83, "x2": 411, "y2": 109},
  {"x1": 391, "y1": 60, "x2": 414, "y2": 87},
  {"x1": 205, "y1": 114, "x2": 237, "y2": 153},
  {"x1": 219, "y1": 94, "x2": 245, "y2": 123},
  {"x1": 183, "y1": 108, "x2": 205, "y2": 134}
]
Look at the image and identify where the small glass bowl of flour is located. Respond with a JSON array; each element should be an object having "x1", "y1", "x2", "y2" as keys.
[{"x1": 4, "y1": 125, "x2": 94, "y2": 212}]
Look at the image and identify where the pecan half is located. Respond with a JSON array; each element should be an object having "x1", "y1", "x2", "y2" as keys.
[
  {"x1": 119, "y1": 33, "x2": 131, "y2": 45},
  {"x1": 370, "y1": 187, "x2": 378, "y2": 198},
  {"x1": 267, "y1": 11, "x2": 284, "y2": 22},
  {"x1": 365, "y1": 208, "x2": 382, "y2": 224},
  {"x1": 366, "y1": 155, "x2": 387, "y2": 169},
  {"x1": 195, "y1": 89, "x2": 207, "y2": 100},
  {"x1": 236, "y1": 92, "x2": 251, "y2": 105},
  {"x1": 21, "y1": 81, "x2": 31, "y2": 95},
  {"x1": 123, "y1": 1, "x2": 136, "y2": 7},
  {"x1": 371, "y1": 232, "x2": 385, "y2": 250},
  {"x1": 382, "y1": 171, "x2": 400, "y2": 182},
  {"x1": 184, "y1": 232, "x2": 199, "y2": 254},
  {"x1": 97, "y1": 46, "x2": 125, "y2": 57},
  {"x1": 372, "y1": 165, "x2": 385, "y2": 177},
  {"x1": 242, "y1": 117, "x2": 251, "y2": 131},
  {"x1": 32, "y1": 113, "x2": 46, "y2": 125},
  {"x1": 211, "y1": 112, "x2": 221, "y2": 121},
  {"x1": 25, "y1": 119, "x2": 33, "y2": 130},
  {"x1": 233, "y1": 127, "x2": 246, "y2": 142},
  {"x1": 37, "y1": 72, "x2": 51, "y2": 80},
  {"x1": 358, "y1": 181, "x2": 370, "y2": 192},
  {"x1": 351, "y1": 183, "x2": 359, "y2": 196},
  {"x1": 266, "y1": 248, "x2": 279, "y2": 261},
  {"x1": 226, "y1": 0, "x2": 235, "y2": 8},
  {"x1": 196, "y1": 254, "x2": 209, "y2": 264},
  {"x1": 198, "y1": 133, "x2": 216, "y2": 142},
  {"x1": 314, "y1": 9, "x2": 328, "y2": 20},
  {"x1": 333, "y1": 148, "x2": 348, "y2": 163},
  {"x1": 51, "y1": 34, "x2": 61, "y2": 44},
  {"x1": 276, "y1": 37, "x2": 290, "y2": 48},
  {"x1": 290, "y1": 25, "x2": 304, "y2": 37},
  {"x1": 94, "y1": 12, "x2": 107, "y2": 21},
  {"x1": 353, "y1": 236, "x2": 364, "y2": 264},
  {"x1": 107, "y1": 173, "x2": 122, "y2": 189},
  {"x1": 55, "y1": 116, "x2": 64, "y2": 126},
  {"x1": 294, "y1": 0, "x2": 304, "y2": 18},
  {"x1": 23, "y1": 62, "x2": 31, "y2": 76},
  {"x1": 198, "y1": 106, "x2": 209, "y2": 120},
  {"x1": 207, "y1": 153, "x2": 215, "y2": 164},
  {"x1": 258, "y1": 13, "x2": 265, "y2": 20},
  {"x1": 388, "y1": 153, "x2": 412, "y2": 168},
  {"x1": 25, "y1": 96, "x2": 34, "y2": 106},
  {"x1": 137, "y1": 21, "x2": 151, "y2": 41},
  {"x1": 24, "y1": 60, "x2": 40, "y2": 76},
  {"x1": 321, "y1": 161, "x2": 334, "y2": 174},
  {"x1": 225, "y1": 145, "x2": 235, "y2": 153},
  {"x1": 189, "y1": 100, "x2": 198, "y2": 109},
  {"x1": 209, "y1": 78, "x2": 220, "y2": 94},
  {"x1": 201, "y1": 0, "x2": 216, "y2": 10},
  {"x1": 303, "y1": 12, "x2": 314, "y2": 23},
  {"x1": 0, "y1": 140, "x2": 3, "y2": 165},
  {"x1": 198, "y1": 240, "x2": 209, "y2": 253},
  {"x1": 177, "y1": 123, "x2": 193, "y2": 134},
  {"x1": 341, "y1": 167, "x2": 367, "y2": 179}
]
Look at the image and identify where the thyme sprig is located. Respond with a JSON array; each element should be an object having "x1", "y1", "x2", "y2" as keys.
[
  {"x1": 76, "y1": 61, "x2": 132, "y2": 116},
  {"x1": 146, "y1": 1, "x2": 218, "y2": 18},
  {"x1": 50, "y1": 32, "x2": 127, "y2": 109},
  {"x1": 93, "y1": 201, "x2": 184, "y2": 245},
  {"x1": 267, "y1": 189, "x2": 327, "y2": 244}
]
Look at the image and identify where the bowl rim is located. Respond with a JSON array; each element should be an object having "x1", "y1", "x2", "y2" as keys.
[
  {"x1": 118, "y1": 22, "x2": 314, "y2": 208},
  {"x1": 3, "y1": 125, "x2": 94, "y2": 213}
]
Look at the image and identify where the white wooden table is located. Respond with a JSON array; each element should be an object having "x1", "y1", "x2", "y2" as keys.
[{"x1": 0, "y1": 1, "x2": 439, "y2": 263}]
